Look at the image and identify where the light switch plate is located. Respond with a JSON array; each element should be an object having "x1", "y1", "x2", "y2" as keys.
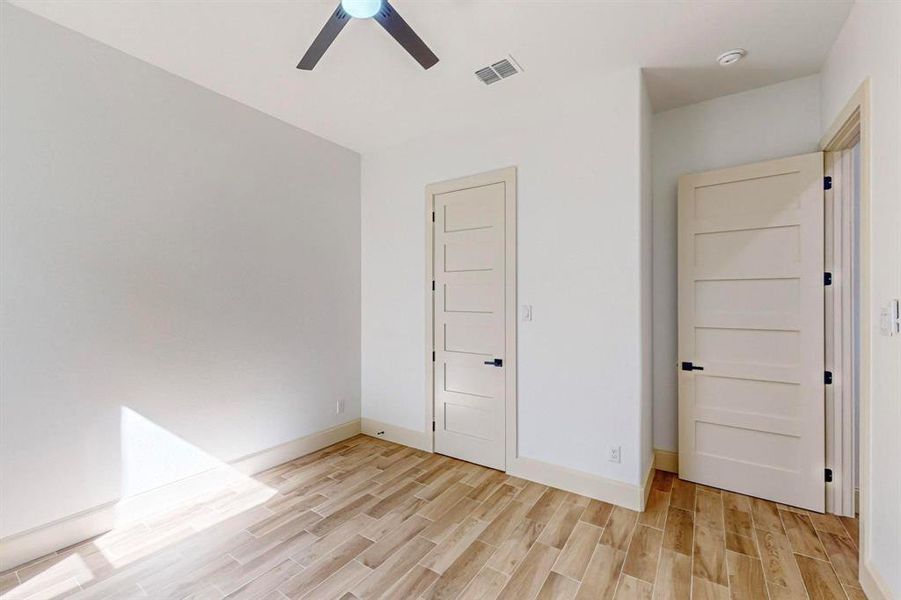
[
  {"x1": 521, "y1": 305, "x2": 532, "y2": 321},
  {"x1": 879, "y1": 299, "x2": 900, "y2": 336}
]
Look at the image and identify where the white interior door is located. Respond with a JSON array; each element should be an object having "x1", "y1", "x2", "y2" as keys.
[
  {"x1": 678, "y1": 152, "x2": 825, "y2": 512},
  {"x1": 432, "y1": 179, "x2": 507, "y2": 470}
]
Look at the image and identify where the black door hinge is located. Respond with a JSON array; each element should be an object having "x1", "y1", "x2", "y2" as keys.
[
  {"x1": 432, "y1": 351, "x2": 435, "y2": 362},
  {"x1": 825, "y1": 468, "x2": 833, "y2": 482},
  {"x1": 681, "y1": 362, "x2": 704, "y2": 371},
  {"x1": 432, "y1": 421, "x2": 436, "y2": 431},
  {"x1": 824, "y1": 272, "x2": 832, "y2": 286},
  {"x1": 825, "y1": 371, "x2": 833, "y2": 384},
  {"x1": 824, "y1": 176, "x2": 833, "y2": 190},
  {"x1": 432, "y1": 211, "x2": 435, "y2": 222},
  {"x1": 432, "y1": 280, "x2": 435, "y2": 291}
]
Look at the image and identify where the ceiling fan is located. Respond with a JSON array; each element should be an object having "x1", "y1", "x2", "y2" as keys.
[{"x1": 297, "y1": 0, "x2": 439, "y2": 71}]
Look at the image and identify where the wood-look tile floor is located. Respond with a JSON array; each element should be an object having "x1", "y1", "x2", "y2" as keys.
[{"x1": 1, "y1": 435, "x2": 864, "y2": 600}]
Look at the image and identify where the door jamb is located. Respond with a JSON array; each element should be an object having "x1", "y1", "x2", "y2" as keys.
[
  {"x1": 824, "y1": 145, "x2": 860, "y2": 517},
  {"x1": 819, "y1": 79, "x2": 873, "y2": 591},
  {"x1": 424, "y1": 166, "x2": 518, "y2": 467}
]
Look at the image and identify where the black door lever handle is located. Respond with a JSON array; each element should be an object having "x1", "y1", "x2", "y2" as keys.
[
  {"x1": 681, "y1": 362, "x2": 704, "y2": 371},
  {"x1": 484, "y1": 358, "x2": 503, "y2": 367}
]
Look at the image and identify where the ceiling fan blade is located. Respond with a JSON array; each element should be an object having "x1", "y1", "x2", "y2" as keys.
[
  {"x1": 373, "y1": 0, "x2": 438, "y2": 70},
  {"x1": 297, "y1": 4, "x2": 351, "y2": 70}
]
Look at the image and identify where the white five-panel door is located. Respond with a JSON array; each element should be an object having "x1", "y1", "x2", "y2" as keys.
[
  {"x1": 432, "y1": 180, "x2": 507, "y2": 470},
  {"x1": 678, "y1": 152, "x2": 826, "y2": 511}
]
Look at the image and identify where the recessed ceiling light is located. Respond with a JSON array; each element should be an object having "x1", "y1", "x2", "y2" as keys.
[{"x1": 717, "y1": 49, "x2": 747, "y2": 66}]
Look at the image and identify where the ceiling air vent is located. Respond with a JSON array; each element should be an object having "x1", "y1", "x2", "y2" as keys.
[
  {"x1": 474, "y1": 55, "x2": 522, "y2": 85},
  {"x1": 475, "y1": 67, "x2": 501, "y2": 85},
  {"x1": 492, "y1": 59, "x2": 518, "y2": 78}
]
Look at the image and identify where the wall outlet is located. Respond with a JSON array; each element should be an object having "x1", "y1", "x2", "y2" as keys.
[
  {"x1": 608, "y1": 446, "x2": 621, "y2": 463},
  {"x1": 336, "y1": 398, "x2": 345, "y2": 414}
]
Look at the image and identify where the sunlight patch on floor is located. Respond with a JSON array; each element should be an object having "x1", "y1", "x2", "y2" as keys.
[
  {"x1": 90, "y1": 407, "x2": 277, "y2": 568},
  {"x1": 3, "y1": 554, "x2": 90, "y2": 600}
]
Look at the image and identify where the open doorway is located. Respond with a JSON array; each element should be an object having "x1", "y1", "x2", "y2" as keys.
[
  {"x1": 676, "y1": 152, "x2": 829, "y2": 512},
  {"x1": 819, "y1": 77, "x2": 880, "y2": 596},
  {"x1": 675, "y1": 77, "x2": 870, "y2": 521}
]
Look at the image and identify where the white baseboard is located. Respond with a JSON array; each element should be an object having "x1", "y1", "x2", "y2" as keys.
[
  {"x1": 358, "y1": 421, "x2": 654, "y2": 512},
  {"x1": 231, "y1": 419, "x2": 361, "y2": 475},
  {"x1": 653, "y1": 449, "x2": 678, "y2": 474},
  {"x1": 860, "y1": 559, "x2": 893, "y2": 600},
  {"x1": 0, "y1": 501, "x2": 117, "y2": 573},
  {"x1": 113, "y1": 419, "x2": 363, "y2": 525},
  {"x1": 0, "y1": 419, "x2": 362, "y2": 571},
  {"x1": 361, "y1": 418, "x2": 431, "y2": 452},
  {"x1": 642, "y1": 455, "x2": 656, "y2": 509},
  {"x1": 506, "y1": 456, "x2": 652, "y2": 512}
]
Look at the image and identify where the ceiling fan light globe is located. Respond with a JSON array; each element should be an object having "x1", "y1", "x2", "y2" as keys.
[{"x1": 341, "y1": 0, "x2": 382, "y2": 19}]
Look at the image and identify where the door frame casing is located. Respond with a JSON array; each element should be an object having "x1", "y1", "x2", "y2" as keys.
[
  {"x1": 820, "y1": 80, "x2": 883, "y2": 598},
  {"x1": 424, "y1": 166, "x2": 517, "y2": 466}
]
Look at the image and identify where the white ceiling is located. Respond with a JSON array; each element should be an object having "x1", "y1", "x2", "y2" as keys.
[{"x1": 10, "y1": 0, "x2": 852, "y2": 152}]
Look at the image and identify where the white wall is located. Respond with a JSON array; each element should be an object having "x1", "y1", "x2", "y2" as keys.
[
  {"x1": 361, "y1": 69, "x2": 651, "y2": 486},
  {"x1": 820, "y1": 3, "x2": 901, "y2": 598},
  {"x1": 0, "y1": 5, "x2": 361, "y2": 538},
  {"x1": 651, "y1": 76, "x2": 822, "y2": 452}
]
